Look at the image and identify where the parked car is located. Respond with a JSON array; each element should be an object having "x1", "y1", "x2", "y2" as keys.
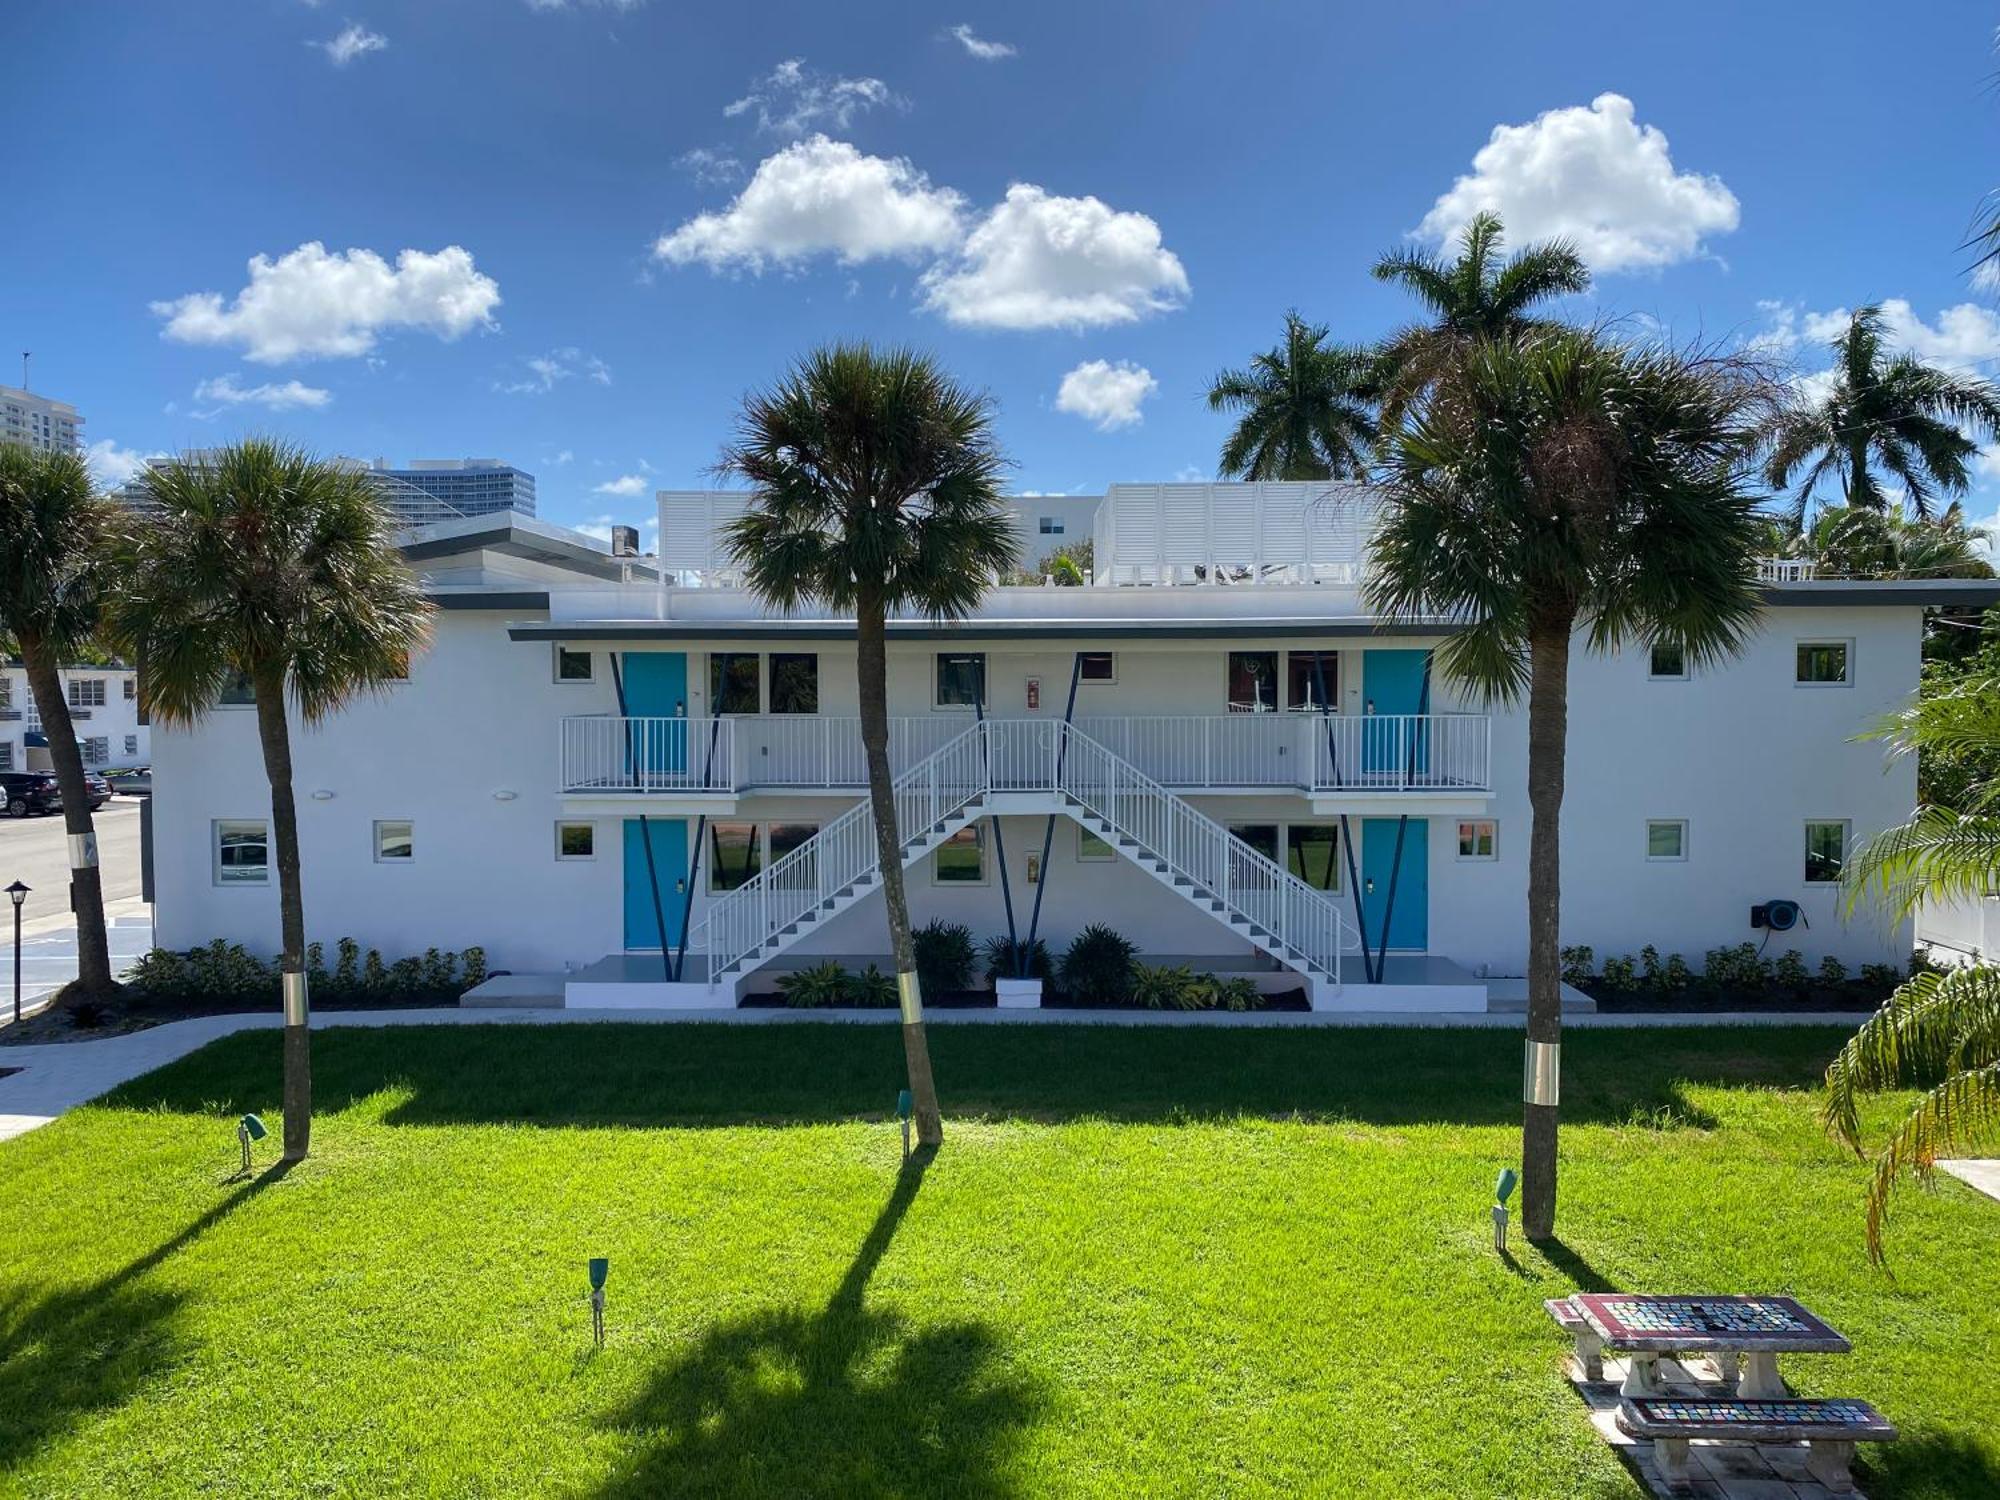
[
  {"x1": 105, "y1": 765, "x2": 152, "y2": 795},
  {"x1": 0, "y1": 769, "x2": 111, "y2": 817}
]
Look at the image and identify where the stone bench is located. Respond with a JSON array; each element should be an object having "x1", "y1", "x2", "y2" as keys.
[
  {"x1": 1545, "y1": 1296, "x2": 1605, "y2": 1381},
  {"x1": 1615, "y1": 1395, "x2": 1897, "y2": 1494}
]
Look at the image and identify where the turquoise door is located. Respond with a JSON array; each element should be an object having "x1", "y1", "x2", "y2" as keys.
[
  {"x1": 624, "y1": 817, "x2": 689, "y2": 950},
  {"x1": 1361, "y1": 648, "x2": 1430, "y2": 778},
  {"x1": 1360, "y1": 817, "x2": 1428, "y2": 951},
  {"x1": 620, "y1": 652, "x2": 687, "y2": 779}
]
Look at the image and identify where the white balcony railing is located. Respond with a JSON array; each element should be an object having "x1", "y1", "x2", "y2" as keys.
[{"x1": 561, "y1": 713, "x2": 1491, "y2": 796}]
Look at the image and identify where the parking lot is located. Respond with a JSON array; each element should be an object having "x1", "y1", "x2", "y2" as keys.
[{"x1": 0, "y1": 799, "x2": 150, "y2": 1011}]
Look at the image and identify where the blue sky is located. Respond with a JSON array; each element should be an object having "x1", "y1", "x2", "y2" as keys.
[{"x1": 6, "y1": 1, "x2": 1999, "y2": 538}]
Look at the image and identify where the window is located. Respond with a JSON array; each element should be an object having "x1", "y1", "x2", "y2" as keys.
[
  {"x1": 1228, "y1": 823, "x2": 1280, "y2": 862},
  {"x1": 0, "y1": 678, "x2": 10, "y2": 709},
  {"x1": 1646, "y1": 820, "x2": 1688, "y2": 861},
  {"x1": 81, "y1": 736, "x2": 108, "y2": 765},
  {"x1": 1078, "y1": 651, "x2": 1115, "y2": 683},
  {"x1": 214, "y1": 820, "x2": 269, "y2": 885},
  {"x1": 123, "y1": 677, "x2": 137, "y2": 701},
  {"x1": 707, "y1": 822, "x2": 762, "y2": 892},
  {"x1": 1805, "y1": 821, "x2": 1849, "y2": 884},
  {"x1": 1077, "y1": 825, "x2": 1114, "y2": 861},
  {"x1": 1227, "y1": 651, "x2": 1278, "y2": 713},
  {"x1": 933, "y1": 824, "x2": 987, "y2": 883},
  {"x1": 1457, "y1": 819, "x2": 1497, "y2": 861},
  {"x1": 124, "y1": 734, "x2": 138, "y2": 756},
  {"x1": 1286, "y1": 824, "x2": 1341, "y2": 890},
  {"x1": 374, "y1": 820, "x2": 414, "y2": 862},
  {"x1": 766, "y1": 822, "x2": 818, "y2": 888},
  {"x1": 0, "y1": 742, "x2": 12, "y2": 771},
  {"x1": 556, "y1": 821, "x2": 596, "y2": 860},
  {"x1": 219, "y1": 670, "x2": 257, "y2": 706},
  {"x1": 1797, "y1": 641, "x2": 1850, "y2": 686},
  {"x1": 67, "y1": 678, "x2": 106, "y2": 708},
  {"x1": 709, "y1": 652, "x2": 761, "y2": 715},
  {"x1": 554, "y1": 646, "x2": 593, "y2": 683},
  {"x1": 1648, "y1": 643, "x2": 1687, "y2": 680},
  {"x1": 935, "y1": 652, "x2": 986, "y2": 708},
  {"x1": 1038, "y1": 516, "x2": 1064, "y2": 535},
  {"x1": 1288, "y1": 651, "x2": 1339, "y2": 711},
  {"x1": 769, "y1": 653, "x2": 819, "y2": 715}
]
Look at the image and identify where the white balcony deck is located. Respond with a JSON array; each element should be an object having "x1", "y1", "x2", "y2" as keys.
[{"x1": 559, "y1": 713, "x2": 1492, "y2": 799}]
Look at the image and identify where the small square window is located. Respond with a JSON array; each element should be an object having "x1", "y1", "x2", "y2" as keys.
[
  {"x1": 374, "y1": 820, "x2": 414, "y2": 862},
  {"x1": 1805, "y1": 821, "x2": 1848, "y2": 884},
  {"x1": 82, "y1": 737, "x2": 108, "y2": 765},
  {"x1": 554, "y1": 646, "x2": 593, "y2": 683},
  {"x1": 1077, "y1": 825, "x2": 1115, "y2": 861},
  {"x1": 1457, "y1": 820, "x2": 1497, "y2": 860},
  {"x1": 1288, "y1": 651, "x2": 1340, "y2": 710},
  {"x1": 708, "y1": 822, "x2": 762, "y2": 893},
  {"x1": 933, "y1": 824, "x2": 987, "y2": 883},
  {"x1": 1227, "y1": 652, "x2": 1278, "y2": 713},
  {"x1": 0, "y1": 742, "x2": 13, "y2": 771},
  {"x1": 1797, "y1": 641, "x2": 1850, "y2": 686},
  {"x1": 769, "y1": 653, "x2": 819, "y2": 714},
  {"x1": 1038, "y1": 516, "x2": 1064, "y2": 535},
  {"x1": 218, "y1": 669, "x2": 257, "y2": 706},
  {"x1": 709, "y1": 652, "x2": 761, "y2": 715},
  {"x1": 1228, "y1": 823, "x2": 1280, "y2": 862},
  {"x1": 1646, "y1": 820, "x2": 1687, "y2": 861},
  {"x1": 123, "y1": 677, "x2": 137, "y2": 701},
  {"x1": 214, "y1": 820, "x2": 269, "y2": 885},
  {"x1": 1078, "y1": 651, "x2": 1115, "y2": 683},
  {"x1": 1648, "y1": 643, "x2": 1687, "y2": 680},
  {"x1": 766, "y1": 822, "x2": 818, "y2": 888},
  {"x1": 1287, "y1": 824, "x2": 1342, "y2": 891},
  {"x1": 123, "y1": 734, "x2": 138, "y2": 756},
  {"x1": 556, "y1": 821, "x2": 596, "y2": 860},
  {"x1": 935, "y1": 652, "x2": 986, "y2": 708}
]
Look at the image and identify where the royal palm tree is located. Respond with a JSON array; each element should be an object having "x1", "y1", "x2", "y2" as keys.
[
  {"x1": 1762, "y1": 305, "x2": 2000, "y2": 522},
  {"x1": 1368, "y1": 330, "x2": 1769, "y2": 1239},
  {"x1": 0, "y1": 442, "x2": 121, "y2": 1000},
  {"x1": 106, "y1": 441, "x2": 432, "y2": 1160},
  {"x1": 1205, "y1": 311, "x2": 1380, "y2": 480},
  {"x1": 1371, "y1": 210, "x2": 1591, "y2": 423},
  {"x1": 1828, "y1": 664, "x2": 2000, "y2": 1259},
  {"x1": 719, "y1": 345, "x2": 1019, "y2": 1149}
]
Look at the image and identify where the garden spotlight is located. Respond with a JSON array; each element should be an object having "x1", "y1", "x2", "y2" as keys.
[
  {"x1": 1492, "y1": 1167, "x2": 1519, "y2": 1253},
  {"x1": 588, "y1": 1257, "x2": 608, "y2": 1346},
  {"x1": 897, "y1": 1088, "x2": 913, "y2": 1162},
  {"x1": 237, "y1": 1113, "x2": 267, "y2": 1175}
]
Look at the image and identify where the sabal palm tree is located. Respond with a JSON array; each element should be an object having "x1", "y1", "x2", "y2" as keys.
[
  {"x1": 1205, "y1": 311, "x2": 1379, "y2": 481},
  {"x1": 0, "y1": 443, "x2": 121, "y2": 1000},
  {"x1": 1829, "y1": 666, "x2": 2000, "y2": 1259},
  {"x1": 1371, "y1": 210, "x2": 1591, "y2": 423},
  {"x1": 1368, "y1": 330, "x2": 1769, "y2": 1239},
  {"x1": 1763, "y1": 305, "x2": 2000, "y2": 522},
  {"x1": 106, "y1": 440, "x2": 433, "y2": 1160},
  {"x1": 720, "y1": 345, "x2": 1019, "y2": 1149}
]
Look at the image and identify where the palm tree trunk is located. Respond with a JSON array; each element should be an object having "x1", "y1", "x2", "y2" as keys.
[
  {"x1": 856, "y1": 593, "x2": 943, "y2": 1148},
  {"x1": 1521, "y1": 619, "x2": 1571, "y2": 1241},
  {"x1": 17, "y1": 639, "x2": 115, "y2": 999},
  {"x1": 252, "y1": 665, "x2": 311, "y2": 1161}
]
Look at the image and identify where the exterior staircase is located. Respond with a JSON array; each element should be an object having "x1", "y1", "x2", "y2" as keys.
[{"x1": 694, "y1": 720, "x2": 1354, "y2": 991}]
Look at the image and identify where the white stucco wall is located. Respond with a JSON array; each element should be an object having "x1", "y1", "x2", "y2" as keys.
[{"x1": 0, "y1": 665, "x2": 149, "y2": 772}]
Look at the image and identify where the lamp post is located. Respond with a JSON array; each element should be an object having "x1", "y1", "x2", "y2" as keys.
[{"x1": 6, "y1": 881, "x2": 26, "y2": 1026}]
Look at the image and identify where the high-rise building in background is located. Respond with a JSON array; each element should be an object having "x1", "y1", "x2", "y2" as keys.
[
  {"x1": 371, "y1": 458, "x2": 536, "y2": 518},
  {"x1": 0, "y1": 384, "x2": 84, "y2": 456}
]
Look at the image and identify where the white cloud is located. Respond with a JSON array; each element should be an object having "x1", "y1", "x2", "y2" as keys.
[
  {"x1": 653, "y1": 136, "x2": 964, "y2": 272},
  {"x1": 948, "y1": 24, "x2": 1016, "y2": 60},
  {"x1": 675, "y1": 147, "x2": 743, "y2": 186},
  {"x1": 154, "y1": 242, "x2": 501, "y2": 363},
  {"x1": 497, "y1": 347, "x2": 612, "y2": 394},
  {"x1": 192, "y1": 373, "x2": 333, "y2": 409},
  {"x1": 1055, "y1": 359, "x2": 1158, "y2": 430},
  {"x1": 1417, "y1": 93, "x2": 1739, "y2": 274},
  {"x1": 315, "y1": 23, "x2": 386, "y2": 66},
  {"x1": 553, "y1": 449, "x2": 575, "y2": 465},
  {"x1": 84, "y1": 439, "x2": 162, "y2": 491},
  {"x1": 593, "y1": 474, "x2": 648, "y2": 496},
  {"x1": 724, "y1": 58, "x2": 899, "y2": 137},
  {"x1": 525, "y1": 0, "x2": 647, "y2": 10},
  {"x1": 920, "y1": 184, "x2": 1189, "y2": 330},
  {"x1": 1760, "y1": 298, "x2": 2000, "y2": 376}
]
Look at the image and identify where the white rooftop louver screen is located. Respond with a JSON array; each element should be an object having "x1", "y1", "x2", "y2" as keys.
[
  {"x1": 657, "y1": 491, "x2": 751, "y2": 575},
  {"x1": 1096, "y1": 482, "x2": 1380, "y2": 584}
]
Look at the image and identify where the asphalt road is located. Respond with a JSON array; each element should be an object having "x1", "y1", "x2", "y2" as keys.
[{"x1": 0, "y1": 798, "x2": 145, "y2": 918}]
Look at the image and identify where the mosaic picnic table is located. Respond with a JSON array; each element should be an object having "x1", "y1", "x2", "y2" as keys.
[{"x1": 1571, "y1": 1294, "x2": 1850, "y2": 1400}]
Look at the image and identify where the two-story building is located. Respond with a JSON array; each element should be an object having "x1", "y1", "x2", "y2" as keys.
[
  {"x1": 143, "y1": 485, "x2": 1995, "y2": 1011},
  {"x1": 0, "y1": 661, "x2": 149, "y2": 785}
]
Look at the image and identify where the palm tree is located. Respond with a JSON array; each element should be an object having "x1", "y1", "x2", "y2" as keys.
[
  {"x1": 1205, "y1": 311, "x2": 1380, "y2": 480},
  {"x1": 1368, "y1": 330, "x2": 1769, "y2": 1239},
  {"x1": 1371, "y1": 210, "x2": 1591, "y2": 423},
  {"x1": 1828, "y1": 665, "x2": 2000, "y2": 1260},
  {"x1": 1762, "y1": 305, "x2": 2000, "y2": 522},
  {"x1": 106, "y1": 441, "x2": 433, "y2": 1160},
  {"x1": 1795, "y1": 502, "x2": 1994, "y2": 581},
  {"x1": 719, "y1": 345, "x2": 1019, "y2": 1149},
  {"x1": 0, "y1": 443, "x2": 121, "y2": 1000}
]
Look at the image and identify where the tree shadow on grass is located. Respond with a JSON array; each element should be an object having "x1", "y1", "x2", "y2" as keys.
[
  {"x1": 593, "y1": 1153, "x2": 1045, "y2": 1500},
  {"x1": 101, "y1": 1024, "x2": 1847, "y2": 1133},
  {"x1": 1864, "y1": 1428, "x2": 2000, "y2": 1499},
  {"x1": 0, "y1": 1161, "x2": 291, "y2": 1470}
]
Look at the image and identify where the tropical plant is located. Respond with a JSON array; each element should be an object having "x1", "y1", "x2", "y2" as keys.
[
  {"x1": 1785, "y1": 502, "x2": 1994, "y2": 581},
  {"x1": 1371, "y1": 210, "x2": 1591, "y2": 424},
  {"x1": 983, "y1": 934, "x2": 1053, "y2": 985},
  {"x1": 777, "y1": 960, "x2": 851, "y2": 1009},
  {"x1": 1368, "y1": 328, "x2": 1769, "y2": 1238},
  {"x1": 913, "y1": 919, "x2": 976, "y2": 996},
  {"x1": 1057, "y1": 923, "x2": 1137, "y2": 1004},
  {"x1": 105, "y1": 439, "x2": 434, "y2": 1160},
  {"x1": 720, "y1": 345, "x2": 1020, "y2": 1148},
  {"x1": 1205, "y1": 311, "x2": 1381, "y2": 481},
  {"x1": 1762, "y1": 305, "x2": 2000, "y2": 522},
  {"x1": 0, "y1": 442, "x2": 121, "y2": 1000}
]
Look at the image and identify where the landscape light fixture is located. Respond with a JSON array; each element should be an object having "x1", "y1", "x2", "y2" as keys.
[
  {"x1": 897, "y1": 1088, "x2": 914, "y2": 1162},
  {"x1": 588, "y1": 1257, "x2": 609, "y2": 1347},
  {"x1": 237, "y1": 1112, "x2": 268, "y2": 1175},
  {"x1": 6, "y1": 881, "x2": 26, "y2": 1026},
  {"x1": 1492, "y1": 1167, "x2": 1519, "y2": 1253}
]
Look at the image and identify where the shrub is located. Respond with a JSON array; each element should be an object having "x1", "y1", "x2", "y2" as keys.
[
  {"x1": 421, "y1": 947, "x2": 458, "y2": 995},
  {"x1": 1659, "y1": 953, "x2": 1693, "y2": 994},
  {"x1": 849, "y1": 964, "x2": 897, "y2": 1008},
  {"x1": 1596, "y1": 954, "x2": 1639, "y2": 993},
  {"x1": 913, "y1": 920, "x2": 975, "y2": 996},
  {"x1": 1059, "y1": 924, "x2": 1137, "y2": 1004},
  {"x1": 1859, "y1": 962, "x2": 1901, "y2": 992},
  {"x1": 65, "y1": 999, "x2": 109, "y2": 1029},
  {"x1": 362, "y1": 948, "x2": 388, "y2": 996},
  {"x1": 777, "y1": 961, "x2": 849, "y2": 1008},
  {"x1": 333, "y1": 937, "x2": 361, "y2": 1000},
  {"x1": 1703, "y1": 943, "x2": 1767, "y2": 995},
  {"x1": 983, "y1": 935, "x2": 1054, "y2": 984},
  {"x1": 126, "y1": 937, "x2": 493, "y2": 1006},
  {"x1": 1817, "y1": 954, "x2": 1849, "y2": 986},
  {"x1": 1560, "y1": 945, "x2": 1595, "y2": 986},
  {"x1": 1772, "y1": 949, "x2": 1810, "y2": 992},
  {"x1": 1201, "y1": 975, "x2": 1262, "y2": 1012},
  {"x1": 1132, "y1": 962, "x2": 1201, "y2": 1010},
  {"x1": 1909, "y1": 947, "x2": 1942, "y2": 979},
  {"x1": 1639, "y1": 945, "x2": 1662, "y2": 986},
  {"x1": 126, "y1": 946, "x2": 194, "y2": 1002},
  {"x1": 460, "y1": 947, "x2": 488, "y2": 993}
]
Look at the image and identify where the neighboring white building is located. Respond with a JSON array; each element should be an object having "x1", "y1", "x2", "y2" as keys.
[
  {"x1": 144, "y1": 486, "x2": 1996, "y2": 1012},
  {"x1": 0, "y1": 662, "x2": 149, "y2": 774},
  {"x1": 115, "y1": 453, "x2": 514, "y2": 530},
  {"x1": 0, "y1": 384, "x2": 83, "y2": 456}
]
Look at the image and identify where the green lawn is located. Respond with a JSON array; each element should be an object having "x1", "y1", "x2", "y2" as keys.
[{"x1": 2, "y1": 1024, "x2": 1996, "y2": 1498}]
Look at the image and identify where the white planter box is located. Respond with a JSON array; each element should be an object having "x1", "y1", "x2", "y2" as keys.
[{"x1": 994, "y1": 978, "x2": 1043, "y2": 1009}]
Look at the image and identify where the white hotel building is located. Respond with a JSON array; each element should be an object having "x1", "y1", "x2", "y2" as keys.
[
  {"x1": 143, "y1": 483, "x2": 1996, "y2": 1011},
  {"x1": 1, "y1": 662, "x2": 149, "y2": 778}
]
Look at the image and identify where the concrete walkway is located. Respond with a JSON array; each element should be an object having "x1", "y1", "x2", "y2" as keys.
[{"x1": 1940, "y1": 1159, "x2": 2000, "y2": 1203}]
